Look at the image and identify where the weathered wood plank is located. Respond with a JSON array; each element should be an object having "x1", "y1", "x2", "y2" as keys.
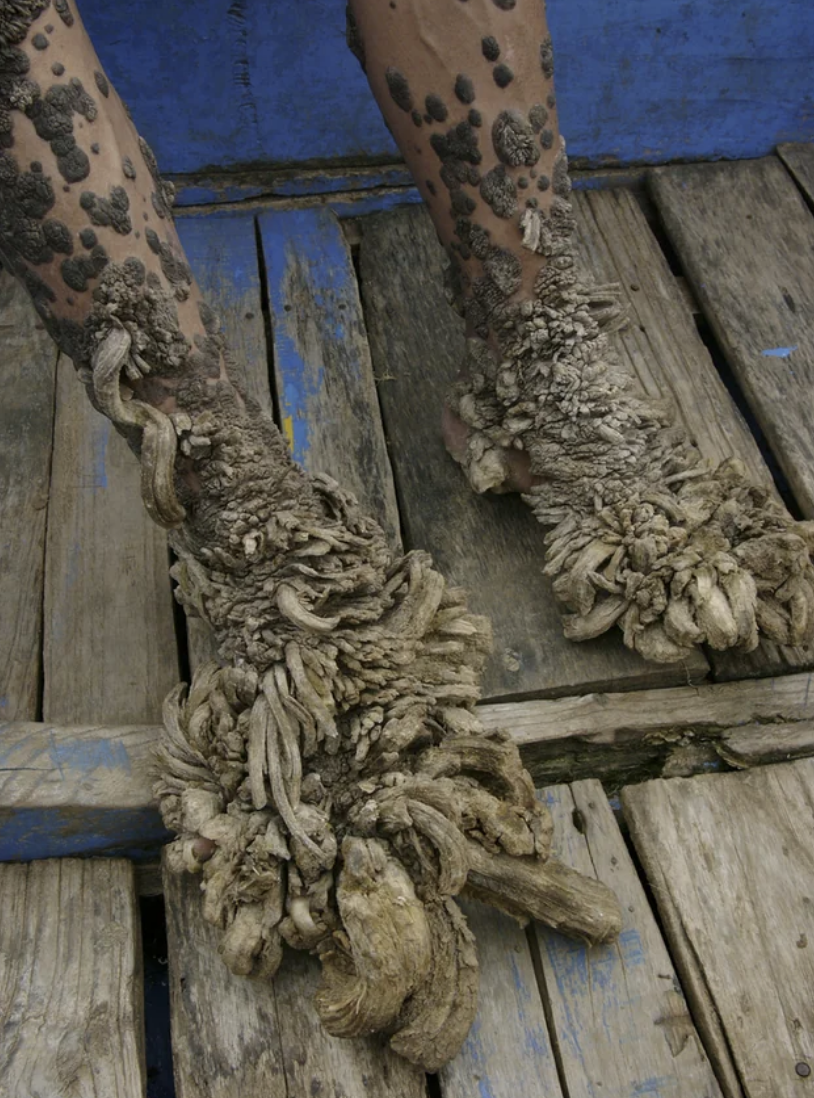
[
  {"x1": 778, "y1": 143, "x2": 814, "y2": 205},
  {"x1": 163, "y1": 861, "x2": 287, "y2": 1098},
  {"x1": 0, "y1": 271, "x2": 58, "y2": 721},
  {"x1": 0, "y1": 858, "x2": 145, "y2": 1097},
  {"x1": 479, "y1": 670, "x2": 814, "y2": 786},
  {"x1": 5, "y1": 669, "x2": 814, "y2": 857},
  {"x1": 623, "y1": 760, "x2": 814, "y2": 1098},
  {"x1": 0, "y1": 719, "x2": 167, "y2": 861},
  {"x1": 574, "y1": 185, "x2": 808, "y2": 681},
  {"x1": 533, "y1": 780, "x2": 723, "y2": 1098},
  {"x1": 650, "y1": 158, "x2": 814, "y2": 518},
  {"x1": 43, "y1": 354, "x2": 179, "y2": 723},
  {"x1": 259, "y1": 205, "x2": 402, "y2": 549},
  {"x1": 177, "y1": 210, "x2": 273, "y2": 669},
  {"x1": 359, "y1": 204, "x2": 706, "y2": 700},
  {"x1": 439, "y1": 901, "x2": 563, "y2": 1098}
]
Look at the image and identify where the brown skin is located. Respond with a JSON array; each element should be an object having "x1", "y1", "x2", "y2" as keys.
[
  {"x1": 2, "y1": 4, "x2": 223, "y2": 426},
  {"x1": 350, "y1": 0, "x2": 557, "y2": 488}
]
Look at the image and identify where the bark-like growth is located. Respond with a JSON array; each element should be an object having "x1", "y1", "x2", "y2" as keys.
[{"x1": 447, "y1": 147, "x2": 814, "y2": 661}]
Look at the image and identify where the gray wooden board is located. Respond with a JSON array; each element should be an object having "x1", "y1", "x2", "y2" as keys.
[
  {"x1": 438, "y1": 901, "x2": 563, "y2": 1098},
  {"x1": 259, "y1": 205, "x2": 402, "y2": 549},
  {"x1": 623, "y1": 760, "x2": 814, "y2": 1098},
  {"x1": 177, "y1": 210, "x2": 273, "y2": 669},
  {"x1": 43, "y1": 353, "x2": 179, "y2": 723},
  {"x1": 479, "y1": 669, "x2": 814, "y2": 787},
  {"x1": 778, "y1": 143, "x2": 814, "y2": 206},
  {"x1": 358, "y1": 204, "x2": 706, "y2": 700},
  {"x1": 533, "y1": 779, "x2": 723, "y2": 1098},
  {"x1": 0, "y1": 858, "x2": 145, "y2": 1098},
  {"x1": 0, "y1": 271, "x2": 58, "y2": 721},
  {"x1": 163, "y1": 860, "x2": 288, "y2": 1098},
  {"x1": 573, "y1": 186, "x2": 808, "y2": 680},
  {"x1": 650, "y1": 158, "x2": 814, "y2": 520}
]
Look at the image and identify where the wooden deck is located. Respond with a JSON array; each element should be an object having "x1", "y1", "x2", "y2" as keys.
[{"x1": 2, "y1": 146, "x2": 814, "y2": 1096}]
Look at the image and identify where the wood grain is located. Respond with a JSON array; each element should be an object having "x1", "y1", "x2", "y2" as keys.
[
  {"x1": 0, "y1": 859, "x2": 145, "y2": 1098},
  {"x1": 259, "y1": 205, "x2": 402, "y2": 549},
  {"x1": 0, "y1": 719, "x2": 166, "y2": 861},
  {"x1": 0, "y1": 271, "x2": 58, "y2": 720},
  {"x1": 650, "y1": 158, "x2": 814, "y2": 518},
  {"x1": 479, "y1": 670, "x2": 814, "y2": 785},
  {"x1": 163, "y1": 861, "x2": 287, "y2": 1098},
  {"x1": 624, "y1": 760, "x2": 814, "y2": 1098},
  {"x1": 439, "y1": 901, "x2": 563, "y2": 1098},
  {"x1": 358, "y1": 204, "x2": 706, "y2": 700},
  {"x1": 533, "y1": 780, "x2": 723, "y2": 1098},
  {"x1": 43, "y1": 354, "x2": 179, "y2": 723},
  {"x1": 778, "y1": 143, "x2": 814, "y2": 205},
  {"x1": 177, "y1": 210, "x2": 273, "y2": 670}
]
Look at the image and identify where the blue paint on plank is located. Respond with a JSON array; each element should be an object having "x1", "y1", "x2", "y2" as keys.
[
  {"x1": 761, "y1": 345, "x2": 798, "y2": 357},
  {"x1": 90, "y1": 418, "x2": 109, "y2": 489},
  {"x1": 48, "y1": 737, "x2": 132, "y2": 776},
  {"x1": 0, "y1": 806, "x2": 170, "y2": 862},
  {"x1": 81, "y1": 0, "x2": 814, "y2": 174},
  {"x1": 508, "y1": 950, "x2": 552, "y2": 1058},
  {"x1": 459, "y1": 1016, "x2": 498, "y2": 1098},
  {"x1": 258, "y1": 206, "x2": 363, "y2": 463}
]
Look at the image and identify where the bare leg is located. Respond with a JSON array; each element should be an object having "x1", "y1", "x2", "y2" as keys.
[
  {"x1": 0, "y1": 0, "x2": 620, "y2": 1070},
  {"x1": 349, "y1": 0, "x2": 814, "y2": 663}
]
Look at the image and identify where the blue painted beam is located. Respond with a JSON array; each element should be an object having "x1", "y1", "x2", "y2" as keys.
[{"x1": 81, "y1": 0, "x2": 814, "y2": 176}]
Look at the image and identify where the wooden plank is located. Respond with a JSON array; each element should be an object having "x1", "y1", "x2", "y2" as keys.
[
  {"x1": 259, "y1": 205, "x2": 402, "y2": 549},
  {"x1": 479, "y1": 670, "x2": 814, "y2": 786},
  {"x1": 778, "y1": 143, "x2": 814, "y2": 205},
  {"x1": 0, "y1": 719, "x2": 167, "y2": 861},
  {"x1": 0, "y1": 271, "x2": 58, "y2": 721},
  {"x1": 163, "y1": 862, "x2": 287, "y2": 1098},
  {"x1": 83, "y1": 2, "x2": 814, "y2": 174},
  {"x1": 573, "y1": 185, "x2": 808, "y2": 681},
  {"x1": 177, "y1": 210, "x2": 273, "y2": 669},
  {"x1": 359, "y1": 203, "x2": 707, "y2": 700},
  {"x1": 43, "y1": 354, "x2": 179, "y2": 723},
  {"x1": 623, "y1": 760, "x2": 814, "y2": 1098},
  {"x1": 650, "y1": 158, "x2": 814, "y2": 518},
  {"x1": 5, "y1": 669, "x2": 814, "y2": 857},
  {"x1": 533, "y1": 780, "x2": 723, "y2": 1098},
  {"x1": 0, "y1": 858, "x2": 145, "y2": 1097},
  {"x1": 439, "y1": 901, "x2": 563, "y2": 1098}
]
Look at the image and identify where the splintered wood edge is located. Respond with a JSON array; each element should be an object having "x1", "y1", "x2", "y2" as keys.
[{"x1": 2, "y1": 669, "x2": 814, "y2": 872}]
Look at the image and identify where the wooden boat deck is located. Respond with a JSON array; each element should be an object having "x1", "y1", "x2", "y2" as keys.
[{"x1": 2, "y1": 146, "x2": 814, "y2": 1097}]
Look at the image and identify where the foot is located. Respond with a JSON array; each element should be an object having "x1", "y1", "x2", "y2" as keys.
[{"x1": 444, "y1": 275, "x2": 814, "y2": 663}]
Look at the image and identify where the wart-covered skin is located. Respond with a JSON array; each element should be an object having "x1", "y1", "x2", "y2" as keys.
[
  {"x1": 349, "y1": 0, "x2": 814, "y2": 663},
  {"x1": 0, "y1": 0, "x2": 621, "y2": 1070}
]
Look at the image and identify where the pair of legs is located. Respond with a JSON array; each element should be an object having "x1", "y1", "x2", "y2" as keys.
[{"x1": 1, "y1": 0, "x2": 811, "y2": 1070}]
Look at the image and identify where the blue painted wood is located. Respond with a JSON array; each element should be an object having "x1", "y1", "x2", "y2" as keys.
[
  {"x1": 82, "y1": 0, "x2": 814, "y2": 176},
  {"x1": 258, "y1": 205, "x2": 402, "y2": 546}
]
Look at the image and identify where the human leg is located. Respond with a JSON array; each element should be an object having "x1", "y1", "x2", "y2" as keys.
[{"x1": 348, "y1": 0, "x2": 814, "y2": 662}]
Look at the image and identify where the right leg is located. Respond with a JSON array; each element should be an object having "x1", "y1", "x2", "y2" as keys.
[{"x1": 348, "y1": 0, "x2": 814, "y2": 663}]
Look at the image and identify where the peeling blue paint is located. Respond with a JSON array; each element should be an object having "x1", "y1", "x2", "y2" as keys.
[
  {"x1": 80, "y1": 0, "x2": 814, "y2": 176},
  {"x1": 0, "y1": 807, "x2": 170, "y2": 862},
  {"x1": 48, "y1": 737, "x2": 132, "y2": 776},
  {"x1": 761, "y1": 345, "x2": 798, "y2": 357}
]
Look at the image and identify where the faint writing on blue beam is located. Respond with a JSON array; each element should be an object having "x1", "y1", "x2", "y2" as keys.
[
  {"x1": 48, "y1": 737, "x2": 132, "y2": 775},
  {"x1": 761, "y1": 345, "x2": 798, "y2": 357}
]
